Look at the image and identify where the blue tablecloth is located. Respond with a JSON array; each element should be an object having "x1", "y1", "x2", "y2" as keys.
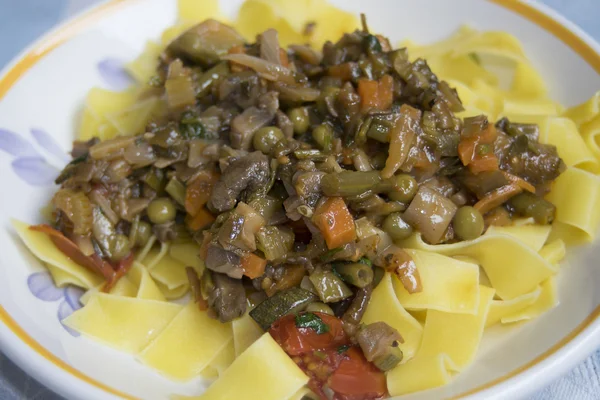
[{"x1": 0, "y1": 0, "x2": 599, "y2": 399}]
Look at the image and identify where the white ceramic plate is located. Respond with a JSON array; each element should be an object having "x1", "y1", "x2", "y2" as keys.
[{"x1": 0, "y1": 1, "x2": 599, "y2": 399}]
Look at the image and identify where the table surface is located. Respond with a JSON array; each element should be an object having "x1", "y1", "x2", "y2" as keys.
[{"x1": 0, "y1": 0, "x2": 599, "y2": 399}]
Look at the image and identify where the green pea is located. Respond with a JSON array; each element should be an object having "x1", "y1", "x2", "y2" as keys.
[
  {"x1": 287, "y1": 107, "x2": 310, "y2": 135},
  {"x1": 147, "y1": 197, "x2": 177, "y2": 224},
  {"x1": 312, "y1": 123, "x2": 333, "y2": 152},
  {"x1": 453, "y1": 206, "x2": 484, "y2": 241},
  {"x1": 110, "y1": 234, "x2": 131, "y2": 262},
  {"x1": 253, "y1": 126, "x2": 284, "y2": 154},
  {"x1": 388, "y1": 174, "x2": 418, "y2": 203},
  {"x1": 305, "y1": 302, "x2": 334, "y2": 316},
  {"x1": 135, "y1": 221, "x2": 152, "y2": 247},
  {"x1": 382, "y1": 212, "x2": 413, "y2": 241}
]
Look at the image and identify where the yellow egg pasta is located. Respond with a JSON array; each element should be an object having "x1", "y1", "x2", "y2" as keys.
[
  {"x1": 538, "y1": 117, "x2": 599, "y2": 172},
  {"x1": 362, "y1": 273, "x2": 424, "y2": 361},
  {"x1": 546, "y1": 167, "x2": 600, "y2": 242},
  {"x1": 12, "y1": 220, "x2": 103, "y2": 289},
  {"x1": 129, "y1": 262, "x2": 167, "y2": 301},
  {"x1": 501, "y1": 278, "x2": 557, "y2": 324},
  {"x1": 147, "y1": 252, "x2": 189, "y2": 290},
  {"x1": 400, "y1": 233, "x2": 555, "y2": 300},
  {"x1": 563, "y1": 91, "x2": 600, "y2": 126},
  {"x1": 63, "y1": 293, "x2": 182, "y2": 353},
  {"x1": 45, "y1": 263, "x2": 86, "y2": 288},
  {"x1": 155, "y1": 280, "x2": 190, "y2": 300},
  {"x1": 416, "y1": 285, "x2": 495, "y2": 370},
  {"x1": 392, "y1": 250, "x2": 480, "y2": 315},
  {"x1": 177, "y1": 0, "x2": 222, "y2": 22},
  {"x1": 232, "y1": 312, "x2": 264, "y2": 357},
  {"x1": 141, "y1": 242, "x2": 170, "y2": 270},
  {"x1": 485, "y1": 287, "x2": 542, "y2": 328},
  {"x1": 139, "y1": 302, "x2": 232, "y2": 380},
  {"x1": 169, "y1": 242, "x2": 205, "y2": 272},
  {"x1": 539, "y1": 239, "x2": 567, "y2": 266},
  {"x1": 486, "y1": 222, "x2": 551, "y2": 252},
  {"x1": 178, "y1": 333, "x2": 308, "y2": 400},
  {"x1": 125, "y1": 41, "x2": 162, "y2": 84},
  {"x1": 17, "y1": 1, "x2": 600, "y2": 398},
  {"x1": 387, "y1": 353, "x2": 454, "y2": 396},
  {"x1": 581, "y1": 114, "x2": 600, "y2": 161}
]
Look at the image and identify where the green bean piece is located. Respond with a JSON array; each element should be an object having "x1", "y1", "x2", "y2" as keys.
[
  {"x1": 317, "y1": 87, "x2": 340, "y2": 115},
  {"x1": 256, "y1": 225, "x2": 295, "y2": 261},
  {"x1": 371, "y1": 153, "x2": 387, "y2": 170},
  {"x1": 305, "y1": 302, "x2": 334, "y2": 316},
  {"x1": 165, "y1": 177, "x2": 186, "y2": 206},
  {"x1": 372, "y1": 266, "x2": 385, "y2": 288},
  {"x1": 367, "y1": 118, "x2": 393, "y2": 143},
  {"x1": 388, "y1": 174, "x2": 418, "y2": 203},
  {"x1": 453, "y1": 206, "x2": 484, "y2": 240},
  {"x1": 309, "y1": 270, "x2": 353, "y2": 303},
  {"x1": 321, "y1": 171, "x2": 383, "y2": 197},
  {"x1": 109, "y1": 234, "x2": 131, "y2": 262},
  {"x1": 142, "y1": 168, "x2": 166, "y2": 192},
  {"x1": 507, "y1": 192, "x2": 556, "y2": 225},
  {"x1": 195, "y1": 62, "x2": 230, "y2": 98},
  {"x1": 253, "y1": 126, "x2": 284, "y2": 154},
  {"x1": 311, "y1": 123, "x2": 333, "y2": 152},
  {"x1": 373, "y1": 345, "x2": 403, "y2": 371},
  {"x1": 335, "y1": 263, "x2": 374, "y2": 288},
  {"x1": 287, "y1": 107, "x2": 311, "y2": 135},
  {"x1": 382, "y1": 212, "x2": 413, "y2": 241},
  {"x1": 147, "y1": 198, "x2": 177, "y2": 224}
]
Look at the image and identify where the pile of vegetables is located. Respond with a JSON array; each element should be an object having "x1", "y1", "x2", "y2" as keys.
[{"x1": 42, "y1": 15, "x2": 565, "y2": 400}]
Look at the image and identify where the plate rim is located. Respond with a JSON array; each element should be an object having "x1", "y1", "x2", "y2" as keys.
[{"x1": 0, "y1": 1, "x2": 599, "y2": 399}]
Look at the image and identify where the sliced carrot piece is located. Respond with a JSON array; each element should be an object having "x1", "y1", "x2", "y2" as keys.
[
  {"x1": 186, "y1": 207, "x2": 215, "y2": 231},
  {"x1": 241, "y1": 253, "x2": 268, "y2": 279},
  {"x1": 312, "y1": 197, "x2": 356, "y2": 249},
  {"x1": 185, "y1": 171, "x2": 219, "y2": 216}
]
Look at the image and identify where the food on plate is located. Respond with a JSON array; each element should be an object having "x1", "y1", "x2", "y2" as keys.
[{"x1": 13, "y1": 0, "x2": 600, "y2": 398}]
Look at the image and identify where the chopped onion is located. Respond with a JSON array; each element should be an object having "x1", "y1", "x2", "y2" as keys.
[
  {"x1": 89, "y1": 136, "x2": 136, "y2": 160},
  {"x1": 273, "y1": 82, "x2": 321, "y2": 102},
  {"x1": 260, "y1": 29, "x2": 281, "y2": 65},
  {"x1": 89, "y1": 188, "x2": 120, "y2": 225},
  {"x1": 222, "y1": 53, "x2": 296, "y2": 84},
  {"x1": 124, "y1": 141, "x2": 155, "y2": 166},
  {"x1": 289, "y1": 44, "x2": 323, "y2": 65},
  {"x1": 381, "y1": 105, "x2": 421, "y2": 179}
]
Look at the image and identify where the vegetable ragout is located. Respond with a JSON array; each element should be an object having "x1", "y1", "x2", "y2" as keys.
[{"x1": 39, "y1": 14, "x2": 567, "y2": 400}]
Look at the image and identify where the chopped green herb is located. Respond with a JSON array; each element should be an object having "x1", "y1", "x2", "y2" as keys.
[
  {"x1": 314, "y1": 350, "x2": 327, "y2": 360},
  {"x1": 364, "y1": 34, "x2": 382, "y2": 53},
  {"x1": 148, "y1": 75, "x2": 163, "y2": 87},
  {"x1": 295, "y1": 312, "x2": 330, "y2": 335},
  {"x1": 468, "y1": 52, "x2": 481, "y2": 65},
  {"x1": 319, "y1": 247, "x2": 343, "y2": 262},
  {"x1": 358, "y1": 257, "x2": 373, "y2": 268},
  {"x1": 69, "y1": 155, "x2": 87, "y2": 165},
  {"x1": 337, "y1": 344, "x2": 351, "y2": 354}
]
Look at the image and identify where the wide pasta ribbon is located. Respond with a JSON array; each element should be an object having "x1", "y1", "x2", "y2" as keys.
[{"x1": 399, "y1": 232, "x2": 555, "y2": 300}]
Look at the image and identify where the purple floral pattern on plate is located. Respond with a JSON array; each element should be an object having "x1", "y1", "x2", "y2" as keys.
[
  {"x1": 0, "y1": 128, "x2": 64, "y2": 186},
  {"x1": 97, "y1": 58, "x2": 133, "y2": 90},
  {"x1": 26, "y1": 271, "x2": 83, "y2": 337}
]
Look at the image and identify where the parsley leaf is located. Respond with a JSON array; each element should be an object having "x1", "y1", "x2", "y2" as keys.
[
  {"x1": 337, "y1": 344, "x2": 351, "y2": 354},
  {"x1": 295, "y1": 312, "x2": 330, "y2": 335}
]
